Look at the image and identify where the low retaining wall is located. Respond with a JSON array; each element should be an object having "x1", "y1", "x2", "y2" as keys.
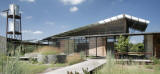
[{"x1": 37, "y1": 54, "x2": 66, "y2": 64}]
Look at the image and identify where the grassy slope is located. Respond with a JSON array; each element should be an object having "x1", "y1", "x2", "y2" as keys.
[
  {"x1": 98, "y1": 64, "x2": 160, "y2": 74},
  {"x1": 20, "y1": 62, "x2": 68, "y2": 74},
  {"x1": 97, "y1": 52, "x2": 160, "y2": 74},
  {"x1": 19, "y1": 62, "x2": 52, "y2": 74}
]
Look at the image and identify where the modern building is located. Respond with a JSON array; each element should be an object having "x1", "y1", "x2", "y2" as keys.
[{"x1": 42, "y1": 14, "x2": 160, "y2": 58}]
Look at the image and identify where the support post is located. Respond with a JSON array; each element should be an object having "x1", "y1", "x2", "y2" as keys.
[
  {"x1": 13, "y1": 9, "x2": 16, "y2": 56},
  {"x1": 68, "y1": 38, "x2": 69, "y2": 55},
  {"x1": 80, "y1": 37, "x2": 82, "y2": 52},
  {"x1": 13, "y1": 9, "x2": 15, "y2": 39},
  {"x1": 77, "y1": 37, "x2": 80, "y2": 52},
  {"x1": 20, "y1": 13, "x2": 23, "y2": 54},
  {"x1": 6, "y1": 11, "x2": 8, "y2": 55},
  {"x1": 96, "y1": 37, "x2": 97, "y2": 57},
  {"x1": 85, "y1": 37, "x2": 88, "y2": 57},
  {"x1": 74, "y1": 37, "x2": 75, "y2": 52},
  {"x1": 48, "y1": 40, "x2": 49, "y2": 45}
]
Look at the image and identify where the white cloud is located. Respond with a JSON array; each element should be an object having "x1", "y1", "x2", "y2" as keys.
[
  {"x1": 19, "y1": 0, "x2": 35, "y2": 3},
  {"x1": 61, "y1": 0, "x2": 85, "y2": 5},
  {"x1": 25, "y1": 16, "x2": 32, "y2": 19},
  {"x1": 0, "y1": 12, "x2": 7, "y2": 18},
  {"x1": 33, "y1": 31, "x2": 43, "y2": 34},
  {"x1": 23, "y1": 30, "x2": 43, "y2": 34},
  {"x1": 45, "y1": 21, "x2": 55, "y2": 25},
  {"x1": 70, "y1": 6, "x2": 78, "y2": 12}
]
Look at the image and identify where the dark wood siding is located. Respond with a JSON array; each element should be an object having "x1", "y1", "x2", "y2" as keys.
[{"x1": 153, "y1": 34, "x2": 160, "y2": 58}]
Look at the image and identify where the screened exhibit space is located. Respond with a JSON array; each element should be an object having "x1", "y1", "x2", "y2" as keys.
[{"x1": 41, "y1": 14, "x2": 160, "y2": 58}]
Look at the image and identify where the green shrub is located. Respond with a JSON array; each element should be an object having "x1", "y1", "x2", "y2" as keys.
[
  {"x1": 151, "y1": 57, "x2": 160, "y2": 65},
  {"x1": 3, "y1": 55, "x2": 25, "y2": 74},
  {"x1": 29, "y1": 57, "x2": 38, "y2": 64},
  {"x1": 97, "y1": 51, "x2": 160, "y2": 74},
  {"x1": 129, "y1": 43, "x2": 144, "y2": 52},
  {"x1": 20, "y1": 62, "x2": 52, "y2": 74}
]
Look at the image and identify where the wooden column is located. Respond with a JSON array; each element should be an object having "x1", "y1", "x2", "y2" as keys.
[
  {"x1": 20, "y1": 13, "x2": 23, "y2": 53},
  {"x1": 68, "y1": 39, "x2": 69, "y2": 55},
  {"x1": 6, "y1": 11, "x2": 8, "y2": 55},
  {"x1": 73, "y1": 37, "x2": 75, "y2": 52},
  {"x1": 96, "y1": 37, "x2": 97, "y2": 57},
  {"x1": 48, "y1": 40, "x2": 49, "y2": 45},
  {"x1": 85, "y1": 37, "x2": 88, "y2": 57}
]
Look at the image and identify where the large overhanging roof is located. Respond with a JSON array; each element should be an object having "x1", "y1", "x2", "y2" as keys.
[
  {"x1": 43, "y1": 32, "x2": 160, "y2": 39},
  {"x1": 98, "y1": 14, "x2": 149, "y2": 24},
  {"x1": 42, "y1": 14, "x2": 150, "y2": 40}
]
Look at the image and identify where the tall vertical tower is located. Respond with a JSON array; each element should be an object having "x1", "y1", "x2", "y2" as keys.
[{"x1": 6, "y1": 4, "x2": 22, "y2": 54}]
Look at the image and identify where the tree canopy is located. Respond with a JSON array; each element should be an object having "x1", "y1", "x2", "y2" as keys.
[
  {"x1": 115, "y1": 35, "x2": 129, "y2": 52},
  {"x1": 115, "y1": 35, "x2": 144, "y2": 52}
]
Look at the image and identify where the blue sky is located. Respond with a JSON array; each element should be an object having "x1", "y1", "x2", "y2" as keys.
[{"x1": 0, "y1": 0, "x2": 160, "y2": 41}]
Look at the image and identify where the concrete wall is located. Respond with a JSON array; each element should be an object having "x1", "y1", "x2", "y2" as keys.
[
  {"x1": 88, "y1": 37, "x2": 106, "y2": 56},
  {"x1": 0, "y1": 36, "x2": 6, "y2": 55},
  {"x1": 144, "y1": 35, "x2": 153, "y2": 58}
]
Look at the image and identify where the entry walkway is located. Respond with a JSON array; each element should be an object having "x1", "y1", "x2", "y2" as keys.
[{"x1": 44, "y1": 59, "x2": 106, "y2": 74}]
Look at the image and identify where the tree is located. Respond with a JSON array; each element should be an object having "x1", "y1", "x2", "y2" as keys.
[
  {"x1": 115, "y1": 35, "x2": 129, "y2": 52},
  {"x1": 129, "y1": 43, "x2": 144, "y2": 52}
]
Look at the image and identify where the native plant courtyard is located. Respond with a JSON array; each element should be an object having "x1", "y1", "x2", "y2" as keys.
[
  {"x1": 0, "y1": 1, "x2": 160, "y2": 74},
  {"x1": 0, "y1": 35, "x2": 160, "y2": 74}
]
